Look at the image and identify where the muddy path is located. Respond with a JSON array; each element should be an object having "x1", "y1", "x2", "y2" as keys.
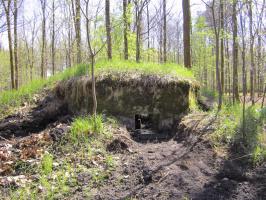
[{"x1": 94, "y1": 124, "x2": 266, "y2": 200}]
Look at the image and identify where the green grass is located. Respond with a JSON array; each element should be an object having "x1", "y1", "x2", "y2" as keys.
[
  {"x1": 41, "y1": 153, "x2": 54, "y2": 175},
  {"x1": 94, "y1": 59, "x2": 195, "y2": 80},
  {"x1": 70, "y1": 115, "x2": 105, "y2": 143},
  {"x1": 0, "y1": 64, "x2": 87, "y2": 118},
  {"x1": 210, "y1": 104, "x2": 266, "y2": 165},
  {"x1": 7, "y1": 114, "x2": 116, "y2": 199}
]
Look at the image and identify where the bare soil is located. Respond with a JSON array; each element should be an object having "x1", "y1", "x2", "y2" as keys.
[
  {"x1": 93, "y1": 115, "x2": 266, "y2": 200},
  {"x1": 0, "y1": 96, "x2": 265, "y2": 200}
]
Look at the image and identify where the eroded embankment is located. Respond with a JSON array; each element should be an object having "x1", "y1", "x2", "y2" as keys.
[{"x1": 54, "y1": 72, "x2": 199, "y2": 132}]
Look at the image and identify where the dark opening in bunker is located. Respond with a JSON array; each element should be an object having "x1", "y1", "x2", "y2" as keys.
[
  {"x1": 133, "y1": 114, "x2": 171, "y2": 141},
  {"x1": 134, "y1": 114, "x2": 153, "y2": 130}
]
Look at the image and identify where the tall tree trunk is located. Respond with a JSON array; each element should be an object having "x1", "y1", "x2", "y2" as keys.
[
  {"x1": 105, "y1": 0, "x2": 112, "y2": 59},
  {"x1": 136, "y1": 12, "x2": 142, "y2": 63},
  {"x1": 30, "y1": 35, "x2": 34, "y2": 81},
  {"x1": 240, "y1": 7, "x2": 247, "y2": 137},
  {"x1": 123, "y1": 0, "x2": 129, "y2": 60},
  {"x1": 220, "y1": 0, "x2": 224, "y2": 94},
  {"x1": 225, "y1": 25, "x2": 230, "y2": 96},
  {"x1": 40, "y1": 0, "x2": 47, "y2": 78},
  {"x1": 257, "y1": 35, "x2": 263, "y2": 97},
  {"x1": 211, "y1": 4, "x2": 222, "y2": 110},
  {"x1": 159, "y1": 24, "x2": 163, "y2": 63},
  {"x1": 147, "y1": 4, "x2": 150, "y2": 61},
  {"x1": 52, "y1": 0, "x2": 55, "y2": 75},
  {"x1": 182, "y1": 0, "x2": 191, "y2": 68},
  {"x1": 85, "y1": 0, "x2": 97, "y2": 116},
  {"x1": 68, "y1": 7, "x2": 72, "y2": 68},
  {"x1": 14, "y1": 0, "x2": 18, "y2": 89},
  {"x1": 232, "y1": 0, "x2": 240, "y2": 103},
  {"x1": 163, "y1": 0, "x2": 167, "y2": 63},
  {"x1": 75, "y1": 0, "x2": 81, "y2": 63},
  {"x1": 2, "y1": 0, "x2": 15, "y2": 89},
  {"x1": 257, "y1": 35, "x2": 262, "y2": 95},
  {"x1": 248, "y1": 0, "x2": 255, "y2": 105}
]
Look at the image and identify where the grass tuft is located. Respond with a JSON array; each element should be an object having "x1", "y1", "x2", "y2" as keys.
[
  {"x1": 41, "y1": 152, "x2": 53, "y2": 175},
  {"x1": 70, "y1": 115, "x2": 104, "y2": 143}
]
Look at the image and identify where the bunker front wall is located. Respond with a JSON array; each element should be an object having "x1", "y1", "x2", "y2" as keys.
[{"x1": 55, "y1": 75, "x2": 197, "y2": 131}]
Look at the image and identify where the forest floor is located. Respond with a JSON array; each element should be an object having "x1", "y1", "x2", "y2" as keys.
[
  {"x1": 92, "y1": 116, "x2": 266, "y2": 200},
  {"x1": 0, "y1": 92, "x2": 266, "y2": 200}
]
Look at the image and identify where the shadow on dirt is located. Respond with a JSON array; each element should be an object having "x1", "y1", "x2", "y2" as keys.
[
  {"x1": 192, "y1": 108, "x2": 266, "y2": 200},
  {"x1": 193, "y1": 145, "x2": 266, "y2": 200}
]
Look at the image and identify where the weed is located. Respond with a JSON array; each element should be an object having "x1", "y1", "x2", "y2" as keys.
[
  {"x1": 69, "y1": 115, "x2": 104, "y2": 143},
  {"x1": 41, "y1": 152, "x2": 53, "y2": 175},
  {"x1": 105, "y1": 155, "x2": 115, "y2": 169}
]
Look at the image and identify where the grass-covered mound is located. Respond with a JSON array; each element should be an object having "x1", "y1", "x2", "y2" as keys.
[
  {"x1": 95, "y1": 59, "x2": 194, "y2": 80},
  {"x1": 0, "y1": 60, "x2": 195, "y2": 119},
  {"x1": 55, "y1": 68, "x2": 198, "y2": 132}
]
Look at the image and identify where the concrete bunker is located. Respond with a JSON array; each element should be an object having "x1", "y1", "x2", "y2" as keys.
[{"x1": 54, "y1": 72, "x2": 199, "y2": 139}]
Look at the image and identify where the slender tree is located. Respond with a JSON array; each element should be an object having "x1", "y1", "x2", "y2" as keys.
[
  {"x1": 163, "y1": 0, "x2": 167, "y2": 63},
  {"x1": 182, "y1": 0, "x2": 191, "y2": 68},
  {"x1": 202, "y1": 0, "x2": 222, "y2": 109},
  {"x1": 2, "y1": 0, "x2": 15, "y2": 89},
  {"x1": 248, "y1": 0, "x2": 255, "y2": 105},
  {"x1": 40, "y1": 0, "x2": 47, "y2": 78},
  {"x1": 13, "y1": 0, "x2": 18, "y2": 88},
  {"x1": 51, "y1": 0, "x2": 56, "y2": 75},
  {"x1": 232, "y1": 0, "x2": 240, "y2": 102},
  {"x1": 220, "y1": 0, "x2": 224, "y2": 93},
  {"x1": 105, "y1": 0, "x2": 112, "y2": 59},
  {"x1": 240, "y1": 3, "x2": 247, "y2": 138},
  {"x1": 123, "y1": 0, "x2": 129, "y2": 60},
  {"x1": 133, "y1": 0, "x2": 150, "y2": 62},
  {"x1": 75, "y1": 0, "x2": 81, "y2": 63},
  {"x1": 71, "y1": 0, "x2": 82, "y2": 64}
]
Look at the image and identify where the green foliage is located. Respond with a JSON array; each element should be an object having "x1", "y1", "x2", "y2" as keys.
[
  {"x1": 41, "y1": 153, "x2": 53, "y2": 175},
  {"x1": 0, "y1": 51, "x2": 10, "y2": 91},
  {"x1": 70, "y1": 115, "x2": 104, "y2": 143},
  {"x1": 0, "y1": 64, "x2": 87, "y2": 118},
  {"x1": 200, "y1": 87, "x2": 218, "y2": 99},
  {"x1": 210, "y1": 104, "x2": 266, "y2": 165},
  {"x1": 192, "y1": 16, "x2": 215, "y2": 82},
  {"x1": 210, "y1": 104, "x2": 242, "y2": 144}
]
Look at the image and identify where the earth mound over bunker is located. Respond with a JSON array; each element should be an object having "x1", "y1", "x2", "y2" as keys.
[{"x1": 55, "y1": 72, "x2": 199, "y2": 132}]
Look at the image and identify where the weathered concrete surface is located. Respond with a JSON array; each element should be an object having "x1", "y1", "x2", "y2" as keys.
[{"x1": 54, "y1": 72, "x2": 199, "y2": 131}]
